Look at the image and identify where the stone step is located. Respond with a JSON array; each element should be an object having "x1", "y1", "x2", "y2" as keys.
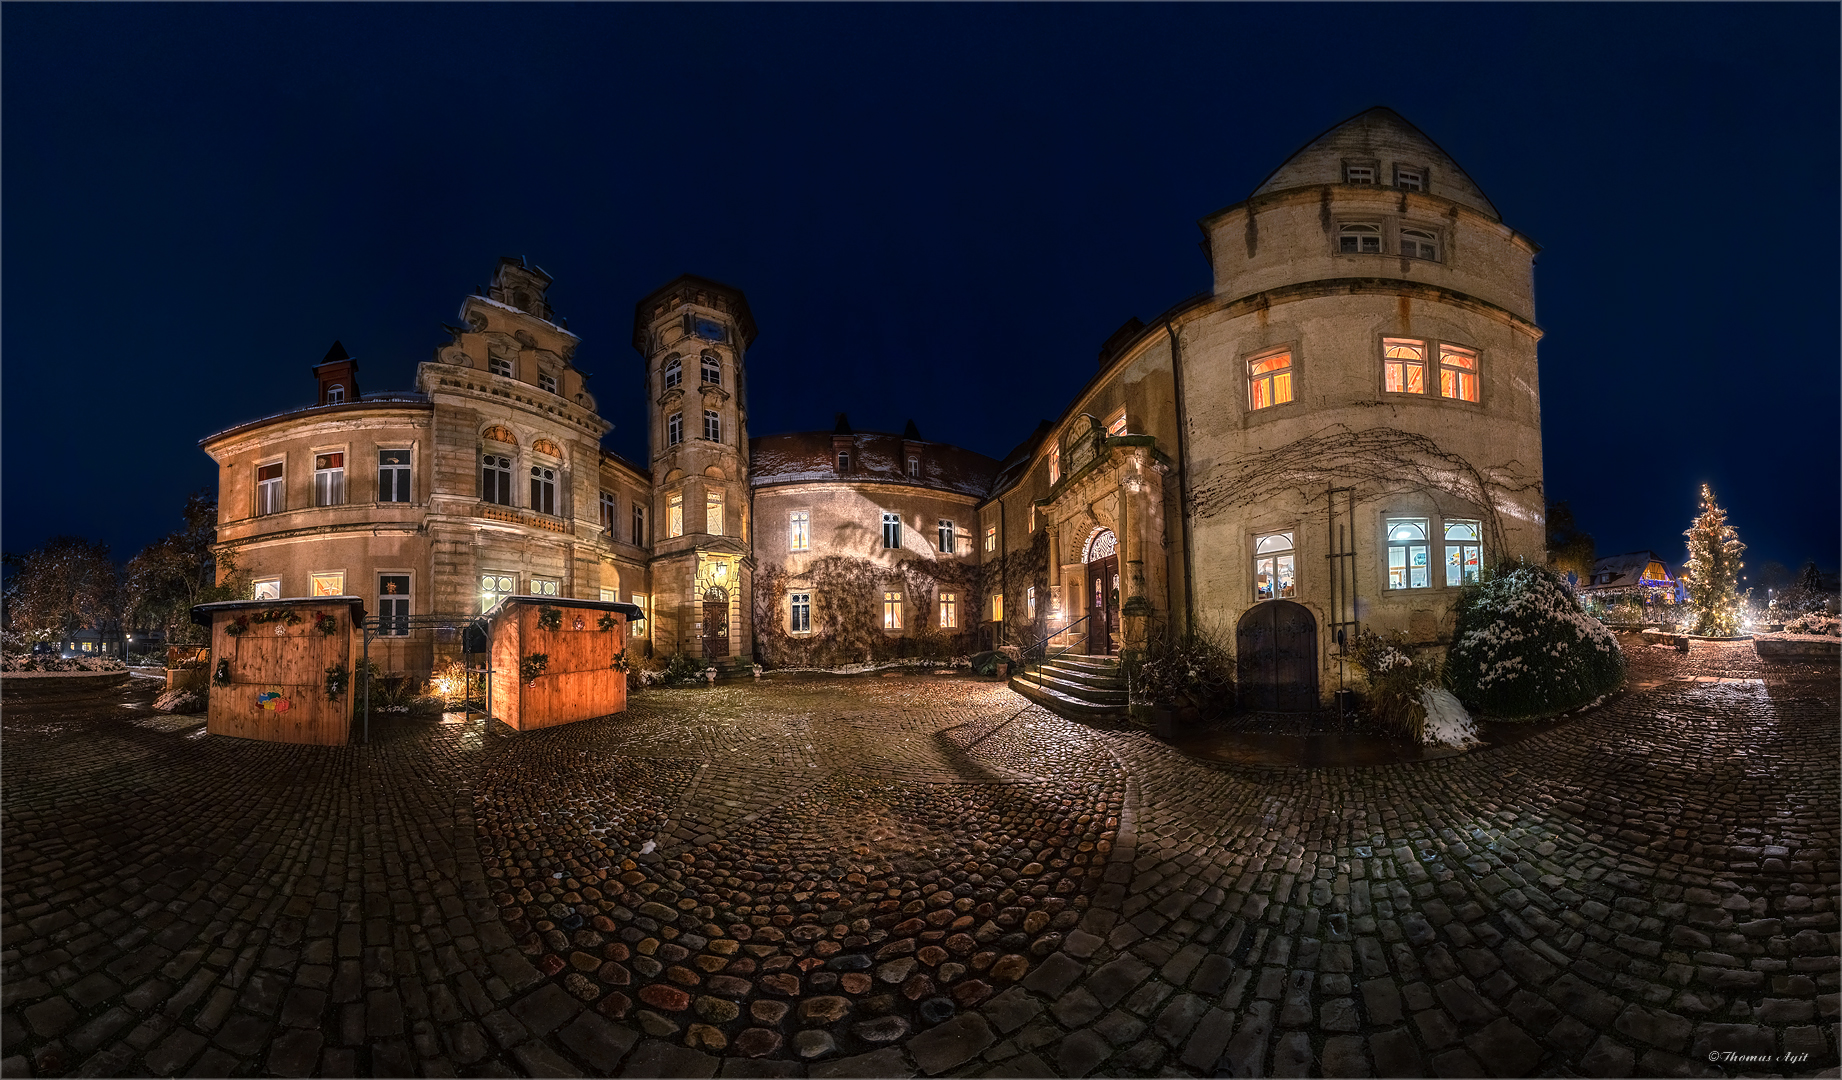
[
  {"x1": 1006, "y1": 675, "x2": 1129, "y2": 723},
  {"x1": 1015, "y1": 668, "x2": 1128, "y2": 705},
  {"x1": 1028, "y1": 662, "x2": 1123, "y2": 693}
]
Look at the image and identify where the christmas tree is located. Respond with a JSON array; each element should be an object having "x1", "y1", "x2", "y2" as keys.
[{"x1": 1681, "y1": 484, "x2": 1746, "y2": 636}]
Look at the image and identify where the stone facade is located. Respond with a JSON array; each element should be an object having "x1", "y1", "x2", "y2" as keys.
[{"x1": 203, "y1": 107, "x2": 1546, "y2": 705}]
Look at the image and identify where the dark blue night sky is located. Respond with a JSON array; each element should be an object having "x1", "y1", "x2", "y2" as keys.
[{"x1": 5, "y1": 4, "x2": 1836, "y2": 581}]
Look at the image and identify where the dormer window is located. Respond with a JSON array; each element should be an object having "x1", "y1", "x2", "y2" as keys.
[
  {"x1": 1338, "y1": 223, "x2": 1382, "y2": 254},
  {"x1": 1394, "y1": 165, "x2": 1425, "y2": 192},
  {"x1": 663, "y1": 355, "x2": 683, "y2": 390},
  {"x1": 1344, "y1": 163, "x2": 1376, "y2": 185},
  {"x1": 326, "y1": 384, "x2": 345, "y2": 404},
  {"x1": 488, "y1": 356, "x2": 513, "y2": 378},
  {"x1": 701, "y1": 353, "x2": 721, "y2": 386},
  {"x1": 1400, "y1": 228, "x2": 1439, "y2": 261},
  {"x1": 907, "y1": 456, "x2": 920, "y2": 478},
  {"x1": 539, "y1": 372, "x2": 558, "y2": 394},
  {"x1": 837, "y1": 451, "x2": 849, "y2": 472}
]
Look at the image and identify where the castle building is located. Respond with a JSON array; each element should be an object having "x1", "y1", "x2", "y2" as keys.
[{"x1": 203, "y1": 107, "x2": 1546, "y2": 707}]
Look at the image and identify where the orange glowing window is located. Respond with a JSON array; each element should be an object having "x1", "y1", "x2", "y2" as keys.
[
  {"x1": 1440, "y1": 345, "x2": 1479, "y2": 402},
  {"x1": 1249, "y1": 351, "x2": 1293, "y2": 411},
  {"x1": 1383, "y1": 339, "x2": 1426, "y2": 394}
]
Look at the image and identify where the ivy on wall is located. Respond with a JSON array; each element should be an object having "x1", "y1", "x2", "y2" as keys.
[
  {"x1": 753, "y1": 555, "x2": 980, "y2": 667},
  {"x1": 979, "y1": 527, "x2": 1052, "y2": 646}
]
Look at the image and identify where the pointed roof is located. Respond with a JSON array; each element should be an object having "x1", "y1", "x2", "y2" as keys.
[{"x1": 1250, "y1": 107, "x2": 1500, "y2": 220}]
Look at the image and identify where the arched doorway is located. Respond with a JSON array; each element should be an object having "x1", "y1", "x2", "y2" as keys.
[
  {"x1": 1084, "y1": 530, "x2": 1119, "y2": 656},
  {"x1": 702, "y1": 586, "x2": 730, "y2": 659},
  {"x1": 1236, "y1": 600, "x2": 1318, "y2": 712}
]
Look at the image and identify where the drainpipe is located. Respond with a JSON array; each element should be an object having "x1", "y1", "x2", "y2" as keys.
[{"x1": 1164, "y1": 317, "x2": 1196, "y2": 634}]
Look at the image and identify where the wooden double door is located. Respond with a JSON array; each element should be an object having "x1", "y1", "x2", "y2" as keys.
[
  {"x1": 1086, "y1": 554, "x2": 1119, "y2": 656},
  {"x1": 702, "y1": 587, "x2": 729, "y2": 659},
  {"x1": 1236, "y1": 600, "x2": 1318, "y2": 711}
]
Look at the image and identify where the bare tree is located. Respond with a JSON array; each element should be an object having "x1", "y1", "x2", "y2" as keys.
[
  {"x1": 123, "y1": 492, "x2": 249, "y2": 644},
  {"x1": 2, "y1": 537, "x2": 121, "y2": 639}
]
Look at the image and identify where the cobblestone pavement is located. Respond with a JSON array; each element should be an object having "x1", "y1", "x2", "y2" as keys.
[{"x1": 3, "y1": 642, "x2": 1836, "y2": 1077}]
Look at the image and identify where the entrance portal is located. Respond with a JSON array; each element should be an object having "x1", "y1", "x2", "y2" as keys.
[
  {"x1": 702, "y1": 586, "x2": 730, "y2": 659},
  {"x1": 1084, "y1": 530, "x2": 1120, "y2": 656},
  {"x1": 1236, "y1": 600, "x2": 1318, "y2": 711}
]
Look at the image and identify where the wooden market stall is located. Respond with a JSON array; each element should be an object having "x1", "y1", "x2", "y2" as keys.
[
  {"x1": 191, "y1": 597, "x2": 366, "y2": 745},
  {"x1": 487, "y1": 597, "x2": 642, "y2": 732}
]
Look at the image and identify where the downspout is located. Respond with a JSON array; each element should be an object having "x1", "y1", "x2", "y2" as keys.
[
  {"x1": 997, "y1": 500, "x2": 1006, "y2": 648},
  {"x1": 1164, "y1": 317, "x2": 1196, "y2": 634}
]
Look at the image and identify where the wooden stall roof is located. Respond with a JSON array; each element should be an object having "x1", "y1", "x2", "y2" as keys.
[
  {"x1": 191, "y1": 596, "x2": 369, "y2": 628},
  {"x1": 483, "y1": 596, "x2": 646, "y2": 625}
]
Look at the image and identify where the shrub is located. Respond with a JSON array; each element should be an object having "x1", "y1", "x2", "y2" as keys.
[
  {"x1": 152, "y1": 687, "x2": 204, "y2": 713},
  {"x1": 1129, "y1": 626, "x2": 1234, "y2": 714},
  {"x1": 1783, "y1": 612, "x2": 1841, "y2": 637},
  {"x1": 1446, "y1": 561, "x2": 1625, "y2": 718},
  {"x1": 1347, "y1": 629, "x2": 1443, "y2": 740}
]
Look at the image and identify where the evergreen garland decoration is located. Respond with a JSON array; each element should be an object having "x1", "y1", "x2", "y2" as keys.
[
  {"x1": 324, "y1": 661, "x2": 350, "y2": 701},
  {"x1": 212, "y1": 658, "x2": 232, "y2": 687},
  {"x1": 1681, "y1": 484, "x2": 1746, "y2": 637},
  {"x1": 597, "y1": 611, "x2": 617, "y2": 632},
  {"x1": 537, "y1": 606, "x2": 563, "y2": 631},
  {"x1": 520, "y1": 653, "x2": 549, "y2": 682}
]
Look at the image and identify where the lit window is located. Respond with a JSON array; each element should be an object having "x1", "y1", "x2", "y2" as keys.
[
  {"x1": 992, "y1": 594, "x2": 1004, "y2": 623},
  {"x1": 882, "y1": 512, "x2": 901, "y2": 549},
  {"x1": 1107, "y1": 411, "x2": 1128, "y2": 436},
  {"x1": 1383, "y1": 339, "x2": 1427, "y2": 395},
  {"x1": 1445, "y1": 521, "x2": 1483, "y2": 586},
  {"x1": 539, "y1": 372, "x2": 557, "y2": 394},
  {"x1": 379, "y1": 574, "x2": 410, "y2": 637},
  {"x1": 1253, "y1": 532, "x2": 1296, "y2": 600},
  {"x1": 532, "y1": 578, "x2": 560, "y2": 597},
  {"x1": 482, "y1": 454, "x2": 512, "y2": 505},
  {"x1": 1049, "y1": 445, "x2": 1061, "y2": 485},
  {"x1": 310, "y1": 571, "x2": 345, "y2": 597},
  {"x1": 1248, "y1": 351, "x2": 1294, "y2": 410},
  {"x1": 837, "y1": 451, "x2": 849, "y2": 472},
  {"x1": 985, "y1": 525, "x2": 997, "y2": 553},
  {"x1": 668, "y1": 412, "x2": 683, "y2": 446},
  {"x1": 1345, "y1": 164, "x2": 1376, "y2": 185},
  {"x1": 701, "y1": 353, "x2": 721, "y2": 386},
  {"x1": 1394, "y1": 165, "x2": 1425, "y2": 191},
  {"x1": 631, "y1": 594, "x2": 650, "y2": 635},
  {"x1": 663, "y1": 355, "x2": 682, "y2": 390},
  {"x1": 314, "y1": 453, "x2": 345, "y2": 507},
  {"x1": 326, "y1": 384, "x2": 345, "y2": 404},
  {"x1": 704, "y1": 410, "x2": 721, "y2": 442},
  {"x1": 253, "y1": 578, "x2": 281, "y2": 601},
  {"x1": 790, "y1": 592, "x2": 812, "y2": 633},
  {"x1": 1401, "y1": 228, "x2": 1439, "y2": 261},
  {"x1": 1338, "y1": 223, "x2": 1381, "y2": 253},
  {"x1": 378, "y1": 450, "x2": 411, "y2": 503},
  {"x1": 789, "y1": 510, "x2": 810, "y2": 552},
  {"x1": 600, "y1": 587, "x2": 617, "y2": 602},
  {"x1": 1440, "y1": 345, "x2": 1479, "y2": 402},
  {"x1": 1026, "y1": 586, "x2": 1036, "y2": 619},
  {"x1": 668, "y1": 493, "x2": 684, "y2": 538},
  {"x1": 600, "y1": 491, "x2": 617, "y2": 531},
  {"x1": 908, "y1": 456, "x2": 920, "y2": 478},
  {"x1": 480, "y1": 572, "x2": 515, "y2": 613},
  {"x1": 937, "y1": 520, "x2": 954, "y2": 554},
  {"x1": 81, "y1": 642, "x2": 92, "y2": 653},
  {"x1": 530, "y1": 465, "x2": 556, "y2": 516},
  {"x1": 257, "y1": 462, "x2": 284, "y2": 516},
  {"x1": 631, "y1": 505, "x2": 647, "y2": 546},
  {"x1": 706, "y1": 490, "x2": 724, "y2": 535},
  {"x1": 939, "y1": 592, "x2": 957, "y2": 629},
  {"x1": 883, "y1": 591, "x2": 903, "y2": 630},
  {"x1": 1386, "y1": 519, "x2": 1431, "y2": 590},
  {"x1": 489, "y1": 356, "x2": 513, "y2": 378}
]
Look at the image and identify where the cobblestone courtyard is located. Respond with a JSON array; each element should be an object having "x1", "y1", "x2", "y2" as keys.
[{"x1": 3, "y1": 641, "x2": 1837, "y2": 1078}]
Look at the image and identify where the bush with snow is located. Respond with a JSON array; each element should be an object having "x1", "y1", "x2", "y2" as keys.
[
  {"x1": 152, "y1": 687, "x2": 205, "y2": 713},
  {"x1": 1420, "y1": 686, "x2": 1482, "y2": 748},
  {"x1": 1446, "y1": 561, "x2": 1624, "y2": 718},
  {"x1": 1348, "y1": 630, "x2": 1443, "y2": 742},
  {"x1": 1, "y1": 653, "x2": 128, "y2": 673}
]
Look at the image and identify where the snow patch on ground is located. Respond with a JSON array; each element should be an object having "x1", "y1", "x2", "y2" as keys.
[{"x1": 1420, "y1": 687, "x2": 1482, "y2": 748}]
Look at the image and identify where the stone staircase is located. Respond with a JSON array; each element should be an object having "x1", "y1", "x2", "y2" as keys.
[{"x1": 1008, "y1": 653, "x2": 1129, "y2": 722}]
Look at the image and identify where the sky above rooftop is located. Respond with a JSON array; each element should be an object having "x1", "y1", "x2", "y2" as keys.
[{"x1": 4, "y1": 4, "x2": 1836, "y2": 581}]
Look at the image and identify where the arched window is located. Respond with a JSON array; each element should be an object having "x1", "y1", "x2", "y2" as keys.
[
  {"x1": 1338, "y1": 223, "x2": 1381, "y2": 254},
  {"x1": 1400, "y1": 228, "x2": 1439, "y2": 261},
  {"x1": 326, "y1": 384, "x2": 345, "y2": 403},
  {"x1": 482, "y1": 453, "x2": 513, "y2": 505},
  {"x1": 1248, "y1": 350, "x2": 1293, "y2": 410},
  {"x1": 663, "y1": 355, "x2": 683, "y2": 390},
  {"x1": 701, "y1": 353, "x2": 721, "y2": 386},
  {"x1": 1383, "y1": 339, "x2": 1427, "y2": 395}
]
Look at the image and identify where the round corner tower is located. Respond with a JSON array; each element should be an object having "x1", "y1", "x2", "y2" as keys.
[{"x1": 631, "y1": 275, "x2": 759, "y2": 665}]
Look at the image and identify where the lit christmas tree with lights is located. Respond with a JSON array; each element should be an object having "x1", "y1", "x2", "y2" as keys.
[{"x1": 1681, "y1": 484, "x2": 1746, "y2": 637}]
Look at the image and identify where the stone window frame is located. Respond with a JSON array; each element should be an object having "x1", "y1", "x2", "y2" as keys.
[
  {"x1": 1335, "y1": 220, "x2": 1385, "y2": 255},
  {"x1": 662, "y1": 354, "x2": 683, "y2": 391},
  {"x1": 706, "y1": 489, "x2": 725, "y2": 536},
  {"x1": 789, "y1": 509, "x2": 811, "y2": 552},
  {"x1": 1244, "y1": 345, "x2": 1298, "y2": 416},
  {"x1": 937, "y1": 519, "x2": 955, "y2": 555},
  {"x1": 789, "y1": 591, "x2": 813, "y2": 635},
  {"x1": 938, "y1": 592, "x2": 957, "y2": 629},
  {"x1": 1399, "y1": 224, "x2": 1442, "y2": 262},
  {"x1": 309, "y1": 570, "x2": 346, "y2": 598},
  {"x1": 325, "y1": 383, "x2": 346, "y2": 404},
  {"x1": 252, "y1": 577, "x2": 282, "y2": 601},
  {"x1": 378, "y1": 447, "x2": 413, "y2": 504},
  {"x1": 377, "y1": 570, "x2": 413, "y2": 637},
  {"x1": 255, "y1": 456, "x2": 286, "y2": 517},
  {"x1": 480, "y1": 570, "x2": 517, "y2": 614},
  {"x1": 1252, "y1": 529, "x2": 1298, "y2": 602},
  {"x1": 1026, "y1": 586, "x2": 1036, "y2": 619},
  {"x1": 1393, "y1": 162, "x2": 1429, "y2": 192},
  {"x1": 1444, "y1": 520, "x2": 1484, "y2": 588},
  {"x1": 1378, "y1": 335, "x2": 1482, "y2": 404},
  {"x1": 667, "y1": 411, "x2": 684, "y2": 446},
  {"x1": 1383, "y1": 517, "x2": 1433, "y2": 591},
  {"x1": 600, "y1": 490, "x2": 617, "y2": 532},
  {"x1": 1342, "y1": 158, "x2": 1380, "y2": 186},
  {"x1": 631, "y1": 504, "x2": 647, "y2": 546},
  {"x1": 667, "y1": 492, "x2": 684, "y2": 539},
  {"x1": 881, "y1": 511, "x2": 902, "y2": 550},
  {"x1": 312, "y1": 445, "x2": 348, "y2": 508},
  {"x1": 700, "y1": 352, "x2": 722, "y2": 387},
  {"x1": 1106, "y1": 408, "x2": 1128, "y2": 436},
  {"x1": 703, "y1": 409, "x2": 722, "y2": 443},
  {"x1": 530, "y1": 577, "x2": 561, "y2": 597},
  {"x1": 882, "y1": 589, "x2": 903, "y2": 631}
]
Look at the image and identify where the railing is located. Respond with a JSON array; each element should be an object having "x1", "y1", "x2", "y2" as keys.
[
  {"x1": 357, "y1": 612, "x2": 494, "y2": 744},
  {"x1": 1015, "y1": 614, "x2": 1093, "y2": 692}
]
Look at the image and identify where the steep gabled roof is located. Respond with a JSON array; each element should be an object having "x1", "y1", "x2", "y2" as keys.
[
  {"x1": 1249, "y1": 106, "x2": 1500, "y2": 220},
  {"x1": 1582, "y1": 550, "x2": 1677, "y2": 593},
  {"x1": 749, "y1": 431, "x2": 1000, "y2": 499}
]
